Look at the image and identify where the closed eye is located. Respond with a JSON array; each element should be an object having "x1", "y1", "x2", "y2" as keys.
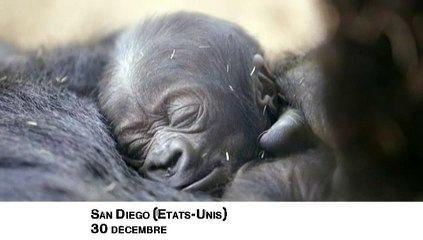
[{"x1": 169, "y1": 104, "x2": 201, "y2": 129}]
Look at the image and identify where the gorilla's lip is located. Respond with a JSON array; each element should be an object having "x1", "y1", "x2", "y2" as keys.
[{"x1": 182, "y1": 167, "x2": 227, "y2": 192}]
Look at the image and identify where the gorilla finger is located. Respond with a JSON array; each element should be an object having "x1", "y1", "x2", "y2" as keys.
[{"x1": 259, "y1": 108, "x2": 316, "y2": 155}]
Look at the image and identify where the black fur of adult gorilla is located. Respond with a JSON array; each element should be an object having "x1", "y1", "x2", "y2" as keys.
[
  {"x1": 0, "y1": 38, "x2": 210, "y2": 201},
  {"x1": 99, "y1": 12, "x2": 279, "y2": 195}
]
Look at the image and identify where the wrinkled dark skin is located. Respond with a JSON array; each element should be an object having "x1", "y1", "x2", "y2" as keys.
[{"x1": 99, "y1": 12, "x2": 279, "y2": 195}]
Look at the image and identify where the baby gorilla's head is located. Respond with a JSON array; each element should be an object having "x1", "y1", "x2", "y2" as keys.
[{"x1": 100, "y1": 12, "x2": 278, "y2": 194}]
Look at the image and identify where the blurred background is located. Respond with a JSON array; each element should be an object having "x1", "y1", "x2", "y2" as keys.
[{"x1": 0, "y1": 0, "x2": 335, "y2": 57}]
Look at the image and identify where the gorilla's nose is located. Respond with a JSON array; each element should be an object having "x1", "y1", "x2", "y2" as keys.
[{"x1": 142, "y1": 138, "x2": 198, "y2": 186}]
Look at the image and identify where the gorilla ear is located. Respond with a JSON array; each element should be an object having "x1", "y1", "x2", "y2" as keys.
[{"x1": 252, "y1": 54, "x2": 279, "y2": 117}]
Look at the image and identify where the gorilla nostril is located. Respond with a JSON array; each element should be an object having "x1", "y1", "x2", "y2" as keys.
[
  {"x1": 167, "y1": 150, "x2": 182, "y2": 167},
  {"x1": 147, "y1": 149, "x2": 182, "y2": 176},
  {"x1": 164, "y1": 167, "x2": 172, "y2": 177},
  {"x1": 142, "y1": 138, "x2": 199, "y2": 185}
]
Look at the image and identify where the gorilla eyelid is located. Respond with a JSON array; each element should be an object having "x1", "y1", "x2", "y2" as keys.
[
  {"x1": 169, "y1": 104, "x2": 200, "y2": 128},
  {"x1": 152, "y1": 87, "x2": 203, "y2": 112}
]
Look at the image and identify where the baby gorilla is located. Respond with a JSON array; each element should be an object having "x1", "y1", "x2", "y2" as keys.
[{"x1": 99, "y1": 12, "x2": 278, "y2": 194}]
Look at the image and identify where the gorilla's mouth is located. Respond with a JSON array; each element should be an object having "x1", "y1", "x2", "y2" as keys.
[{"x1": 182, "y1": 167, "x2": 228, "y2": 192}]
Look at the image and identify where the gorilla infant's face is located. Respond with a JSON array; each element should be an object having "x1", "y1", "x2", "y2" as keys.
[
  {"x1": 99, "y1": 12, "x2": 272, "y2": 194},
  {"x1": 112, "y1": 77, "x2": 263, "y2": 193}
]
